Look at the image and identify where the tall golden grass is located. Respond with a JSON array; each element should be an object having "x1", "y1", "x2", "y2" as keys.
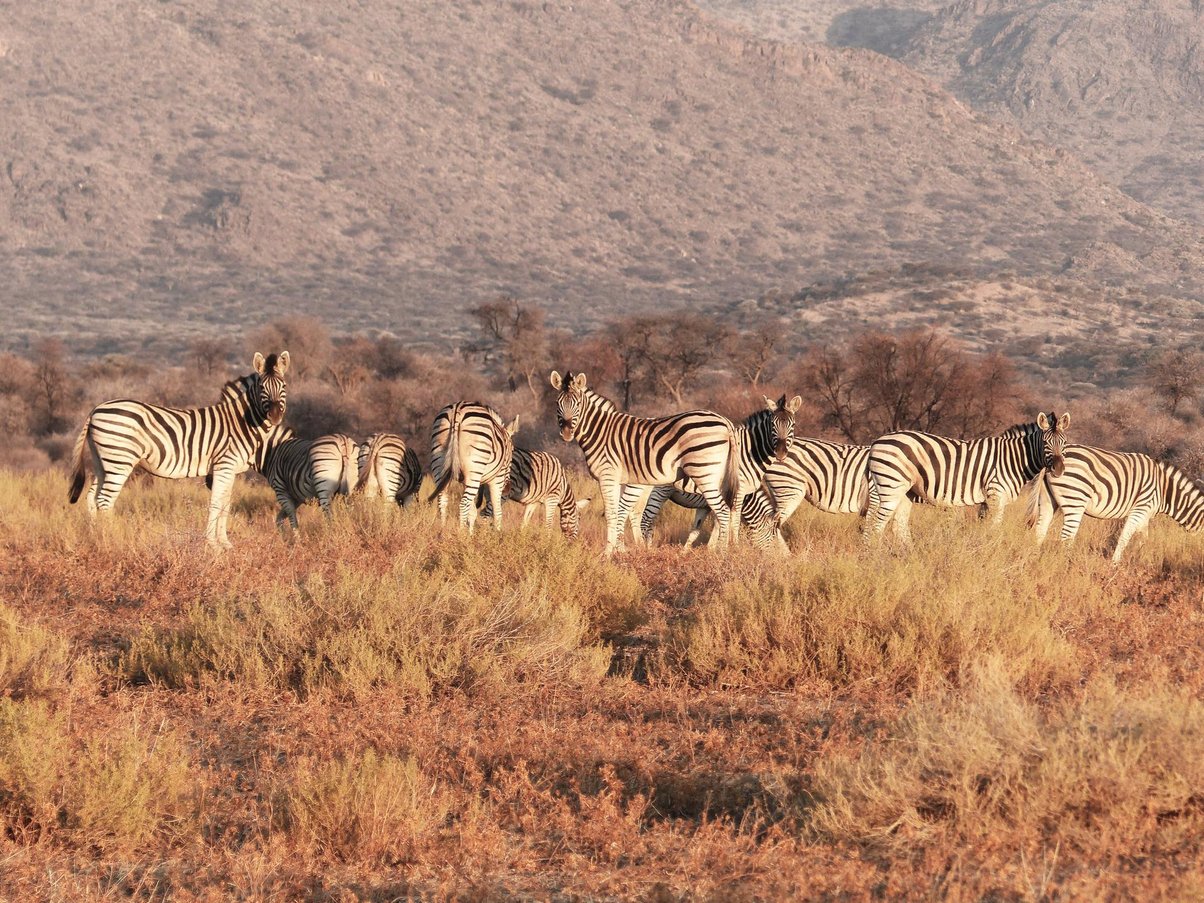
[{"x1": 1, "y1": 467, "x2": 1202, "y2": 899}]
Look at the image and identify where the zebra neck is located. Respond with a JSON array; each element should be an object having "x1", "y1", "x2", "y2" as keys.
[
  {"x1": 741, "y1": 412, "x2": 776, "y2": 469},
  {"x1": 574, "y1": 391, "x2": 624, "y2": 451}
]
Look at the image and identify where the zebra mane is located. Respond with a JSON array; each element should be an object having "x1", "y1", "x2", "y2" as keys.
[
  {"x1": 579, "y1": 386, "x2": 619, "y2": 413},
  {"x1": 999, "y1": 422, "x2": 1038, "y2": 438}
]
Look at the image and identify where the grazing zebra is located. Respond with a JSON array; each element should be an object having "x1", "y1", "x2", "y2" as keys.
[
  {"x1": 549, "y1": 371, "x2": 742, "y2": 554},
  {"x1": 429, "y1": 402, "x2": 516, "y2": 532},
  {"x1": 1025, "y1": 445, "x2": 1204, "y2": 562},
  {"x1": 638, "y1": 394, "x2": 802, "y2": 547},
  {"x1": 864, "y1": 412, "x2": 1070, "y2": 545},
  {"x1": 478, "y1": 419, "x2": 590, "y2": 538},
  {"x1": 255, "y1": 430, "x2": 359, "y2": 530},
  {"x1": 739, "y1": 438, "x2": 874, "y2": 552},
  {"x1": 68, "y1": 351, "x2": 290, "y2": 548},
  {"x1": 356, "y1": 433, "x2": 423, "y2": 507}
]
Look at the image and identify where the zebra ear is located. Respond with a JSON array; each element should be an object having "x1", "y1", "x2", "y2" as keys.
[
  {"x1": 786, "y1": 395, "x2": 802, "y2": 413},
  {"x1": 275, "y1": 351, "x2": 290, "y2": 376},
  {"x1": 550, "y1": 370, "x2": 563, "y2": 390},
  {"x1": 1037, "y1": 412, "x2": 1050, "y2": 430},
  {"x1": 253, "y1": 352, "x2": 267, "y2": 375},
  {"x1": 506, "y1": 415, "x2": 520, "y2": 436},
  {"x1": 1058, "y1": 412, "x2": 1070, "y2": 431},
  {"x1": 763, "y1": 395, "x2": 777, "y2": 411},
  {"x1": 571, "y1": 372, "x2": 587, "y2": 391}
]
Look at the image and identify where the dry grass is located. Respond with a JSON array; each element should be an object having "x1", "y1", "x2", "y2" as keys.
[{"x1": 1, "y1": 467, "x2": 1203, "y2": 899}]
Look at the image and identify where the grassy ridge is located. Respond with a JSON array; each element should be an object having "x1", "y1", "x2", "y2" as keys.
[{"x1": 1, "y1": 468, "x2": 1202, "y2": 898}]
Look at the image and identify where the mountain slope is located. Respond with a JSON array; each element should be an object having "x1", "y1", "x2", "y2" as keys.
[
  {"x1": 1, "y1": 0, "x2": 1202, "y2": 354},
  {"x1": 899, "y1": 0, "x2": 1204, "y2": 228}
]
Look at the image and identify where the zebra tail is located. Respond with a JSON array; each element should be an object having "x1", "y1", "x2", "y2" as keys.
[
  {"x1": 339, "y1": 438, "x2": 356, "y2": 496},
  {"x1": 1023, "y1": 471, "x2": 1051, "y2": 528},
  {"x1": 353, "y1": 444, "x2": 375, "y2": 493},
  {"x1": 67, "y1": 417, "x2": 91, "y2": 504},
  {"x1": 428, "y1": 415, "x2": 460, "y2": 502},
  {"x1": 721, "y1": 429, "x2": 741, "y2": 510}
]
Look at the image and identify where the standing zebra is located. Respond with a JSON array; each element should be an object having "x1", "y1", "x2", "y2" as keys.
[
  {"x1": 1025, "y1": 445, "x2": 1204, "y2": 562},
  {"x1": 256, "y1": 430, "x2": 359, "y2": 530},
  {"x1": 638, "y1": 394, "x2": 802, "y2": 547},
  {"x1": 740, "y1": 438, "x2": 874, "y2": 552},
  {"x1": 356, "y1": 433, "x2": 423, "y2": 507},
  {"x1": 549, "y1": 371, "x2": 742, "y2": 554},
  {"x1": 68, "y1": 351, "x2": 290, "y2": 549},
  {"x1": 429, "y1": 402, "x2": 516, "y2": 532},
  {"x1": 478, "y1": 419, "x2": 590, "y2": 538},
  {"x1": 864, "y1": 412, "x2": 1070, "y2": 545}
]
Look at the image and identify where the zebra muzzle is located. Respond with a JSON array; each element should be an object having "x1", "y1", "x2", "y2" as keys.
[{"x1": 1049, "y1": 455, "x2": 1065, "y2": 478}]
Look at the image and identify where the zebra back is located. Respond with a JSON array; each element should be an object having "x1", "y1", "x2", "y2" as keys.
[
  {"x1": 429, "y1": 402, "x2": 514, "y2": 499},
  {"x1": 868, "y1": 416, "x2": 1067, "y2": 509}
]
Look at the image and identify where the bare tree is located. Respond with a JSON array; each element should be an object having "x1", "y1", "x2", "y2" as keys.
[
  {"x1": 1146, "y1": 349, "x2": 1204, "y2": 416},
  {"x1": 250, "y1": 316, "x2": 331, "y2": 380},
  {"x1": 29, "y1": 338, "x2": 78, "y2": 435},
  {"x1": 464, "y1": 296, "x2": 548, "y2": 397},
  {"x1": 800, "y1": 346, "x2": 860, "y2": 441},
  {"x1": 612, "y1": 313, "x2": 729, "y2": 407},
  {"x1": 189, "y1": 338, "x2": 230, "y2": 377},
  {"x1": 728, "y1": 317, "x2": 786, "y2": 388}
]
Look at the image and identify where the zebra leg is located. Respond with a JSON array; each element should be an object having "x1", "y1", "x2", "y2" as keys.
[
  {"x1": 460, "y1": 482, "x2": 481, "y2": 534},
  {"x1": 1111, "y1": 509, "x2": 1153, "y2": 563},
  {"x1": 92, "y1": 457, "x2": 136, "y2": 514},
  {"x1": 85, "y1": 477, "x2": 100, "y2": 516},
  {"x1": 893, "y1": 498, "x2": 914, "y2": 546},
  {"x1": 543, "y1": 499, "x2": 557, "y2": 529},
  {"x1": 489, "y1": 480, "x2": 505, "y2": 531},
  {"x1": 700, "y1": 489, "x2": 733, "y2": 550},
  {"x1": 438, "y1": 490, "x2": 450, "y2": 526},
  {"x1": 206, "y1": 467, "x2": 238, "y2": 550},
  {"x1": 1058, "y1": 505, "x2": 1086, "y2": 547},
  {"x1": 522, "y1": 503, "x2": 537, "y2": 527},
  {"x1": 611, "y1": 484, "x2": 645, "y2": 553},
  {"x1": 862, "y1": 477, "x2": 901, "y2": 546},
  {"x1": 639, "y1": 485, "x2": 674, "y2": 546},
  {"x1": 1032, "y1": 498, "x2": 1055, "y2": 546},
  {"x1": 696, "y1": 509, "x2": 716, "y2": 549},
  {"x1": 597, "y1": 478, "x2": 623, "y2": 554}
]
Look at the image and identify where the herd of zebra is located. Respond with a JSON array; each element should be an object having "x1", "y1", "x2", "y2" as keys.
[{"x1": 64, "y1": 351, "x2": 1204, "y2": 562}]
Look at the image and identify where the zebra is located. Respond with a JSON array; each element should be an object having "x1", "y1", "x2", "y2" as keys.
[
  {"x1": 477, "y1": 419, "x2": 590, "y2": 538},
  {"x1": 638, "y1": 394, "x2": 802, "y2": 547},
  {"x1": 1025, "y1": 444, "x2": 1204, "y2": 562},
  {"x1": 255, "y1": 430, "x2": 359, "y2": 530},
  {"x1": 549, "y1": 370, "x2": 742, "y2": 554},
  {"x1": 864, "y1": 412, "x2": 1070, "y2": 545},
  {"x1": 739, "y1": 438, "x2": 874, "y2": 552},
  {"x1": 355, "y1": 433, "x2": 423, "y2": 507},
  {"x1": 68, "y1": 351, "x2": 290, "y2": 549},
  {"x1": 428, "y1": 402, "x2": 516, "y2": 532}
]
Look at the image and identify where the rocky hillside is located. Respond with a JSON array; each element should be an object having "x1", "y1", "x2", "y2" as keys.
[{"x1": 1, "y1": 0, "x2": 1202, "y2": 355}]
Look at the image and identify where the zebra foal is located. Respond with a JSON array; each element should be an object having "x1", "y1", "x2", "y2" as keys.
[
  {"x1": 478, "y1": 419, "x2": 589, "y2": 538},
  {"x1": 256, "y1": 430, "x2": 359, "y2": 530},
  {"x1": 1026, "y1": 445, "x2": 1204, "y2": 562},
  {"x1": 639, "y1": 394, "x2": 801, "y2": 548},
  {"x1": 68, "y1": 351, "x2": 290, "y2": 549},
  {"x1": 549, "y1": 371, "x2": 741, "y2": 554}
]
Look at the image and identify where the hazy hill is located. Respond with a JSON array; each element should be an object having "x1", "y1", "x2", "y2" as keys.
[
  {"x1": 899, "y1": 0, "x2": 1204, "y2": 228},
  {"x1": 2, "y1": 0, "x2": 1203, "y2": 356}
]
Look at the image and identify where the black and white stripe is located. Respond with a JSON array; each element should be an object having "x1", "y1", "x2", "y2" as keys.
[
  {"x1": 429, "y1": 401, "x2": 516, "y2": 532},
  {"x1": 256, "y1": 431, "x2": 359, "y2": 530},
  {"x1": 864, "y1": 412, "x2": 1070, "y2": 544},
  {"x1": 550, "y1": 371, "x2": 742, "y2": 554},
  {"x1": 741, "y1": 438, "x2": 873, "y2": 551},
  {"x1": 356, "y1": 433, "x2": 423, "y2": 508},
  {"x1": 638, "y1": 394, "x2": 802, "y2": 547},
  {"x1": 1026, "y1": 444, "x2": 1204, "y2": 562},
  {"x1": 68, "y1": 351, "x2": 290, "y2": 548},
  {"x1": 480, "y1": 438, "x2": 589, "y2": 538}
]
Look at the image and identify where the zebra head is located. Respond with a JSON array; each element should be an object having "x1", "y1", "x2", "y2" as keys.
[
  {"x1": 252, "y1": 351, "x2": 291, "y2": 427},
  {"x1": 763, "y1": 394, "x2": 803, "y2": 462},
  {"x1": 550, "y1": 370, "x2": 588, "y2": 442},
  {"x1": 1036, "y1": 411, "x2": 1070, "y2": 477}
]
